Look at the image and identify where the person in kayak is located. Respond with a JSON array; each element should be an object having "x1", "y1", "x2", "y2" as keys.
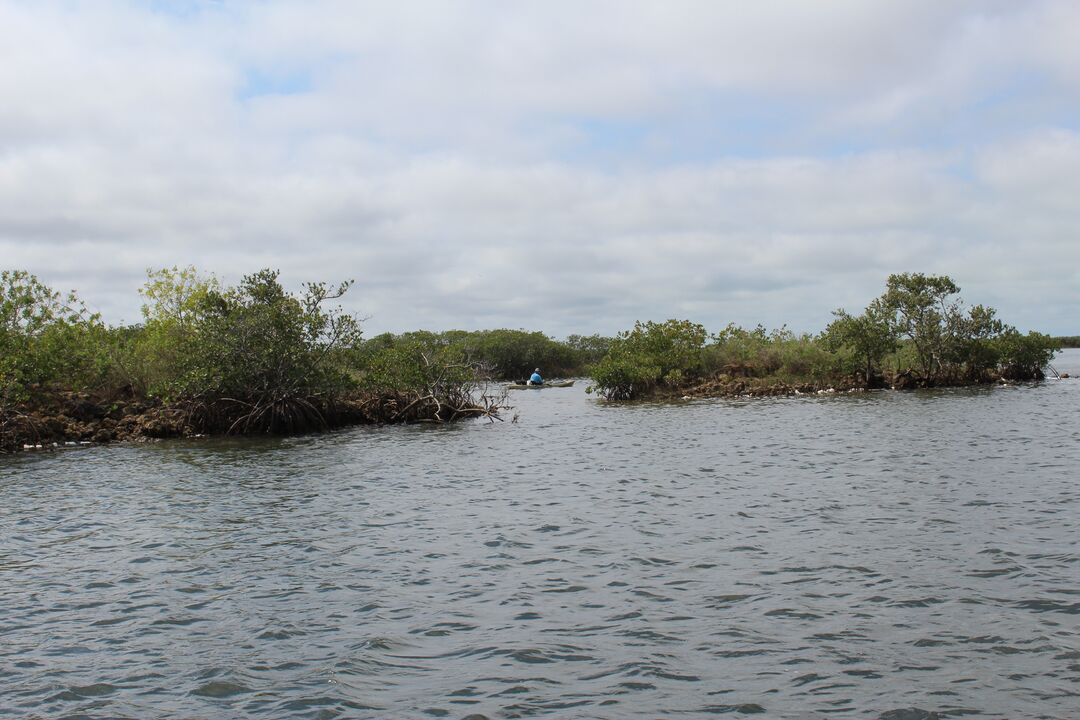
[{"x1": 528, "y1": 368, "x2": 543, "y2": 385}]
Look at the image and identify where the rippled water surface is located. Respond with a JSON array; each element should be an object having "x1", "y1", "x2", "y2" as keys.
[{"x1": 3, "y1": 351, "x2": 1080, "y2": 719}]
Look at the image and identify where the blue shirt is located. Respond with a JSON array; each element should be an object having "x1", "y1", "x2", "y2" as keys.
[{"x1": 529, "y1": 372, "x2": 543, "y2": 384}]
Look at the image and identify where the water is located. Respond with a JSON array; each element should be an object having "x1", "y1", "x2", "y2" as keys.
[{"x1": 3, "y1": 350, "x2": 1079, "y2": 719}]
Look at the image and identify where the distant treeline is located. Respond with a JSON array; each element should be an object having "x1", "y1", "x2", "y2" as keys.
[
  {"x1": 0, "y1": 268, "x2": 1060, "y2": 449},
  {"x1": 588, "y1": 273, "x2": 1058, "y2": 400},
  {"x1": 1054, "y1": 336, "x2": 1080, "y2": 348},
  {"x1": 357, "y1": 329, "x2": 611, "y2": 382}
]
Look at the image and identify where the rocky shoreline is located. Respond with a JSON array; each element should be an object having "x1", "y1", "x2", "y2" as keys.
[
  {"x1": 645, "y1": 370, "x2": 1041, "y2": 402},
  {"x1": 1, "y1": 392, "x2": 194, "y2": 453},
  {"x1": 1, "y1": 388, "x2": 504, "y2": 454}
]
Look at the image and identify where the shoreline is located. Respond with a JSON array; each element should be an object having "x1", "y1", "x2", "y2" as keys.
[
  {"x1": 616, "y1": 371, "x2": 1053, "y2": 403},
  {"x1": 1, "y1": 389, "x2": 505, "y2": 454},
  {"x1": 6, "y1": 373, "x2": 1062, "y2": 453}
]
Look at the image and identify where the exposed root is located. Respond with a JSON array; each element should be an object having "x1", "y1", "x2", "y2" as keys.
[{"x1": 1, "y1": 379, "x2": 510, "y2": 452}]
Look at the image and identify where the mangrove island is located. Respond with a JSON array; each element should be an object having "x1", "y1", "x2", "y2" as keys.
[{"x1": 0, "y1": 268, "x2": 1060, "y2": 452}]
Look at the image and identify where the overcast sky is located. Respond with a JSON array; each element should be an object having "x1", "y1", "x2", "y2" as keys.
[{"x1": 2, "y1": 1, "x2": 1079, "y2": 337}]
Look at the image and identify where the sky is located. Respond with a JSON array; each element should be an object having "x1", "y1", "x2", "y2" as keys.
[{"x1": 2, "y1": 0, "x2": 1079, "y2": 337}]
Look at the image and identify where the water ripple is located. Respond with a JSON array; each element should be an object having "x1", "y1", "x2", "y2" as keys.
[{"x1": 3, "y1": 355, "x2": 1080, "y2": 717}]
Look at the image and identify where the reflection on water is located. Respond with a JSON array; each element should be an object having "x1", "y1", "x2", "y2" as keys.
[{"x1": 2, "y1": 349, "x2": 1080, "y2": 718}]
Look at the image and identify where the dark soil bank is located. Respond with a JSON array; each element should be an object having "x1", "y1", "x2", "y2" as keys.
[{"x1": 1, "y1": 389, "x2": 501, "y2": 453}]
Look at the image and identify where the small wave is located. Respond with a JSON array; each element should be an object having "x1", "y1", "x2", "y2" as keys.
[
  {"x1": 190, "y1": 680, "x2": 252, "y2": 698},
  {"x1": 48, "y1": 683, "x2": 119, "y2": 701}
]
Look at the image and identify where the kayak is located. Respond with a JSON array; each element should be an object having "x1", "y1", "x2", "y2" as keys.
[{"x1": 507, "y1": 380, "x2": 575, "y2": 389}]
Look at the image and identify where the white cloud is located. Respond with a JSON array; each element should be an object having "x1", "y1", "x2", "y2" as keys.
[{"x1": 1, "y1": 1, "x2": 1079, "y2": 336}]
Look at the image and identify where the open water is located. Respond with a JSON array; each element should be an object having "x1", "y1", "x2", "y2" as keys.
[{"x1": 2, "y1": 350, "x2": 1079, "y2": 719}]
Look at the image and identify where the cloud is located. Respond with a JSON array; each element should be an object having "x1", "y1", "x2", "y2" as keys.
[{"x1": 1, "y1": 1, "x2": 1078, "y2": 336}]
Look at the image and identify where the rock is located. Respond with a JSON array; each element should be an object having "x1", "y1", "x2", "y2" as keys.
[
  {"x1": 69, "y1": 396, "x2": 106, "y2": 421},
  {"x1": 134, "y1": 410, "x2": 186, "y2": 439}
]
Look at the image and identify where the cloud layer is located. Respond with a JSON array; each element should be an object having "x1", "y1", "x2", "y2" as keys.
[{"x1": 2, "y1": 0, "x2": 1079, "y2": 336}]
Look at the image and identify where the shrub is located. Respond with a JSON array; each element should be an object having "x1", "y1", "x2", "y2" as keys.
[
  {"x1": 588, "y1": 319, "x2": 706, "y2": 399},
  {"x1": 0, "y1": 270, "x2": 108, "y2": 402},
  {"x1": 821, "y1": 299, "x2": 896, "y2": 385},
  {"x1": 588, "y1": 354, "x2": 662, "y2": 400},
  {"x1": 131, "y1": 266, "x2": 221, "y2": 399},
  {"x1": 995, "y1": 330, "x2": 1057, "y2": 380},
  {"x1": 172, "y1": 269, "x2": 364, "y2": 432}
]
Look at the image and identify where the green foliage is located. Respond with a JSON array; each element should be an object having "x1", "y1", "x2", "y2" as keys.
[
  {"x1": 588, "y1": 319, "x2": 706, "y2": 399},
  {"x1": 124, "y1": 267, "x2": 366, "y2": 432},
  {"x1": 588, "y1": 355, "x2": 662, "y2": 400},
  {"x1": 356, "y1": 328, "x2": 580, "y2": 381},
  {"x1": 943, "y1": 304, "x2": 1005, "y2": 380},
  {"x1": 0, "y1": 270, "x2": 108, "y2": 402},
  {"x1": 627, "y1": 319, "x2": 708, "y2": 374},
  {"x1": 358, "y1": 337, "x2": 476, "y2": 396},
  {"x1": 822, "y1": 298, "x2": 897, "y2": 383},
  {"x1": 874, "y1": 273, "x2": 1056, "y2": 384},
  {"x1": 590, "y1": 273, "x2": 1058, "y2": 400},
  {"x1": 565, "y1": 333, "x2": 614, "y2": 367},
  {"x1": 140, "y1": 265, "x2": 220, "y2": 327},
  {"x1": 186, "y1": 269, "x2": 362, "y2": 402},
  {"x1": 701, "y1": 324, "x2": 834, "y2": 383},
  {"x1": 132, "y1": 266, "x2": 220, "y2": 398},
  {"x1": 706, "y1": 324, "x2": 781, "y2": 375},
  {"x1": 767, "y1": 333, "x2": 837, "y2": 383},
  {"x1": 995, "y1": 330, "x2": 1058, "y2": 380},
  {"x1": 349, "y1": 331, "x2": 505, "y2": 423},
  {"x1": 2, "y1": 266, "x2": 1064, "y2": 440},
  {"x1": 881, "y1": 272, "x2": 962, "y2": 380},
  {"x1": 463, "y1": 329, "x2": 578, "y2": 379}
]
